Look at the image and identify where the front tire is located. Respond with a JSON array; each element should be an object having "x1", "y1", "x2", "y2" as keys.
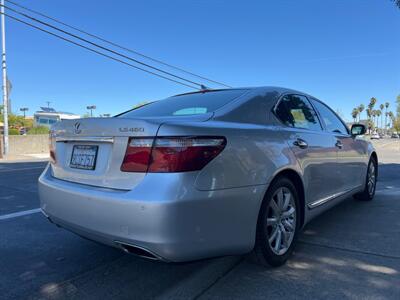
[
  {"x1": 253, "y1": 177, "x2": 300, "y2": 267},
  {"x1": 354, "y1": 157, "x2": 377, "y2": 201}
]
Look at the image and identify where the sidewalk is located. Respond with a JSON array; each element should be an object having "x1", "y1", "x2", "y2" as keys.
[{"x1": 0, "y1": 153, "x2": 49, "y2": 163}]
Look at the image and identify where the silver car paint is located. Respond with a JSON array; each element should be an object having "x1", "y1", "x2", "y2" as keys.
[{"x1": 39, "y1": 86, "x2": 376, "y2": 262}]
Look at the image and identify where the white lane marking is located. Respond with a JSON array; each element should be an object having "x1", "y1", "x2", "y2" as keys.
[
  {"x1": 0, "y1": 208, "x2": 41, "y2": 220},
  {"x1": 0, "y1": 166, "x2": 45, "y2": 173}
]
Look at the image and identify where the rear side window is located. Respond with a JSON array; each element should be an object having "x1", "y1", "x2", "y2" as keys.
[
  {"x1": 119, "y1": 90, "x2": 247, "y2": 118},
  {"x1": 311, "y1": 99, "x2": 349, "y2": 134},
  {"x1": 275, "y1": 94, "x2": 322, "y2": 131}
]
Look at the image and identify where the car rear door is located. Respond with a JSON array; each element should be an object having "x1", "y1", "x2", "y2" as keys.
[
  {"x1": 310, "y1": 99, "x2": 366, "y2": 191},
  {"x1": 274, "y1": 94, "x2": 340, "y2": 208}
]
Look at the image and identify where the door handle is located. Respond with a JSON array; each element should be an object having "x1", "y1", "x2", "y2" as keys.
[
  {"x1": 293, "y1": 138, "x2": 308, "y2": 149},
  {"x1": 335, "y1": 140, "x2": 343, "y2": 149}
]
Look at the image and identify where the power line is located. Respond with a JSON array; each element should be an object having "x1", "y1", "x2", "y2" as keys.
[
  {"x1": 6, "y1": 0, "x2": 232, "y2": 88},
  {"x1": 1, "y1": 4, "x2": 206, "y2": 89},
  {"x1": 1, "y1": 12, "x2": 199, "y2": 90}
]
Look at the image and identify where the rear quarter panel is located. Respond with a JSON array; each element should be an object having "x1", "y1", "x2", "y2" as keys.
[{"x1": 156, "y1": 121, "x2": 301, "y2": 191}]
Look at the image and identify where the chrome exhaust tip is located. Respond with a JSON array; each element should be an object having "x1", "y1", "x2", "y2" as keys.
[{"x1": 115, "y1": 241, "x2": 161, "y2": 261}]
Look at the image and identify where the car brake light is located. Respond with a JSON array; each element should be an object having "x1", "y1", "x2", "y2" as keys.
[
  {"x1": 120, "y1": 138, "x2": 153, "y2": 172},
  {"x1": 121, "y1": 136, "x2": 226, "y2": 173}
]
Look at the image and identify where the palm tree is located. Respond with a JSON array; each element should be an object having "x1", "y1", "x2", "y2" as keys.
[
  {"x1": 351, "y1": 108, "x2": 359, "y2": 123},
  {"x1": 388, "y1": 112, "x2": 395, "y2": 129},
  {"x1": 368, "y1": 97, "x2": 377, "y2": 110},
  {"x1": 371, "y1": 110, "x2": 377, "y2": 131},
  {"x1": 358, "y1": 104, "x2": 365, "y2": 122},
  {"x1": 366, "y1": 108, "x2": 371, "y2": 119},
  {"x1": 376, "y1": 110, "x2": 381, "y2": 130},
  {"x1": 379, "y1": 104, "x2": 384, "y2": 129},
  {"x1": 385, "y1": 112, "x2": 389, "y2": 130},
  {"x1": 367, "y1": 98, "x2": 377, "y2": 133},
  {"x1": 385, "y1": 102, "x2": 390, "y2": 132},
  {"x1": 366, "y1": 108, "x2": 372, "y2": 133}
]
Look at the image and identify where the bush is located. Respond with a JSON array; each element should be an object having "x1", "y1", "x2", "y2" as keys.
[
  {"x1": 27, "y1": 126, "x2": 49, "y2": 135},
  {"x1": 8, "y1": 128, "x2": 20, "y2": 135}
]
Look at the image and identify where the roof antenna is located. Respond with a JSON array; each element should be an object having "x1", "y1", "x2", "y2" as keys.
[{"x1": 200, "y1": 84, "x2": 209, "y2": 91}]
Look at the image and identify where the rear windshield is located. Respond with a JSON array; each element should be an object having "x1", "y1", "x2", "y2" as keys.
[{"x1": 119, "y1": 89, "x2": 247, "y2": 118}]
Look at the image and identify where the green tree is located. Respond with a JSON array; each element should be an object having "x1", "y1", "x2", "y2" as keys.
[
  {"x1": 358, "y1": 104, "x2": 365, "y2": 121},
  {"x1": 8, "y1": 128, "x2": 20, "y2": 135},
  {"x1": 388, "y1": 112, "x2": 395, "y2": 129},
  {"x1": 27, "y1": 126, "x2": 49, "y2": 135},
  {"x1": 385, "y1": 102, "x2": 390, "y2": 132},
  {"x1": 394, "y1": 118, "x2": 400, "y2": 132},
  {"x1": 0, "y1": 112, "x2": 33, "y2": 131},
  {"x1": 351, "y1": 108, "x2": 359, "y2": 123},
  {"x1": 376, "y1": 110, "x2": 381, "y2": 130},
  {"x1": 366, "y1": 108, "x2": 371, "y2": 119},
  {"x1": 371, "y1": 110, "x2": 377, "y2": 130}
]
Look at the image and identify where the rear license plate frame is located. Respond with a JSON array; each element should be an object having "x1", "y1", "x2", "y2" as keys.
[{"x1": 70, "y1": 145, "x2": 99, "y2": 170}]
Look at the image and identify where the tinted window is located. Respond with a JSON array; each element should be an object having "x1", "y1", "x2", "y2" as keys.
[
  {"x1": 275, "y1": 95, "x2": 321, "y2": 131},
  {"x1": 311, "y1": 99, "x2": 348, "y2": 134},
  {"x1": 119, "y1": 89, "x2": 247, "y2": 118}
]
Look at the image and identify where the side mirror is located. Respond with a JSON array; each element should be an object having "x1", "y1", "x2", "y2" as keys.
[{"x1": 351, "y1": 124, "x2": 366, "y2": 136}]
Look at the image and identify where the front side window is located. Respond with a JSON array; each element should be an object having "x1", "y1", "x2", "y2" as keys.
[
  {"x1": 311, "y1": 99, "x2": 348, "y2": 134},
  {"x1": 275, "y1": 95, "x2": 321, "y2": 131}
]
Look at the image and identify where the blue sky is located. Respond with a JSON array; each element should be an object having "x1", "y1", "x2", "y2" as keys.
[{"x1": 5, "y1": 0, "x2": 400, "y2": 120}]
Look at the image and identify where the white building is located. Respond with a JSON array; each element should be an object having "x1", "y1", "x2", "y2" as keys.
[{"x1": 34, "y1": 107, "x2": 80, "y2": 128}]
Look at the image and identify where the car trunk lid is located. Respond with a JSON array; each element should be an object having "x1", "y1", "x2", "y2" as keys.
[{"x1": 49, "y1": 117, "x2": 166, "y2": 190}]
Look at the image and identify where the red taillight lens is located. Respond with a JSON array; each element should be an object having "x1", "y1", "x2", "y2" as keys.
[
  {"x1": 120, "y1": 138, "x2": 153, "y2": 172},
  {"x1": 121, "y1": 137, "x2": 226, "y2": 173}
]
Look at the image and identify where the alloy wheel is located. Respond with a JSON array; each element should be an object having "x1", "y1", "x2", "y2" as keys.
[
  {"x1": 266, "y1": 187, "x2": 297, "y2": 255},
  {"x1": 367, "y1": 162, "x2": 376, "y2": 196}
]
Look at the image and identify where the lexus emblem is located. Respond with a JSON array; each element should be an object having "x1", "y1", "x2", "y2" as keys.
[{"x1": 74, "y1": 122, "x2": 82, "y2": 134}]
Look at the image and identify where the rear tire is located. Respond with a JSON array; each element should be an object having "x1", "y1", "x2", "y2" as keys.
[
  {"x1": 354, "y1": 157, "x2": 377, "y2": 201},
  {"x1": 253, "y1": 177, "x2": 300, "y2": 267}
]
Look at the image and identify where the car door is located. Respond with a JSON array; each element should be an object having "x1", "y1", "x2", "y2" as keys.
[
  {"x1": 274, "y1": 94, "x2": 340, "y2": 208},
  {"x1": 310, "y1": 98, "x2": 366, "y2": 192}
]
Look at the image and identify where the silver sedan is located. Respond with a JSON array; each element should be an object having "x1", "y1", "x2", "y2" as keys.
[{"x1": 39, "y1": 87, "x2": 377, "y2": 266}]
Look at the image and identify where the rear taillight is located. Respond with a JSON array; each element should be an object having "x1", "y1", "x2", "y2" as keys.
[
  {"x1": 121, "y1": 136, "x2": 226, "y2": 173},
  {"x1": 49, "y1": 132, "x2": 56, "y2": 164},
  {"x1": 120, "y1": 138, "x2": 153, "y2": 172}
]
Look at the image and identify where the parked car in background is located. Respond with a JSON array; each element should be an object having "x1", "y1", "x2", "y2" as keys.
[
  {"x1": 371, "y1": 133, "x2": 380, "y2": 140},
  {"x1": 19, "y1": 127, "x2": 27, "y2": 135},
  {"x1": 392, "y1": 133, "x2": 399, "y2": 138},
  {"x1": 39, "y1": 87, "x2": 378, "y2": 267}
]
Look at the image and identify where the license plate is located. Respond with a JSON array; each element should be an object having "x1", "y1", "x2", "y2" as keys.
[{"x1": 70, "y1": 145, "x2": 98, "y2": 170}]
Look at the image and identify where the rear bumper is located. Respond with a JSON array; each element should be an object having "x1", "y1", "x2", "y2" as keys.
[{"x1": 38, "y1": 165, "x2": 266, "y2": 262}]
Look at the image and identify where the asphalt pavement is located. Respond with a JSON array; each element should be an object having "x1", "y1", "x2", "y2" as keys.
[{"x1": 0, "y1": 140, "x2": 399, "y2": 299}]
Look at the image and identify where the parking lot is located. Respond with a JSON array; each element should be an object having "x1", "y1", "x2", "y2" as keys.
[{"x1": 1, "y1": 139, "x2": 399, "y2": 300}]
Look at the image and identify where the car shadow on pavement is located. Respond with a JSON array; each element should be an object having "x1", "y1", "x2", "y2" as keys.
[{"x1": 216, "y1": 162, "x2": 400, "y2": 299}]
